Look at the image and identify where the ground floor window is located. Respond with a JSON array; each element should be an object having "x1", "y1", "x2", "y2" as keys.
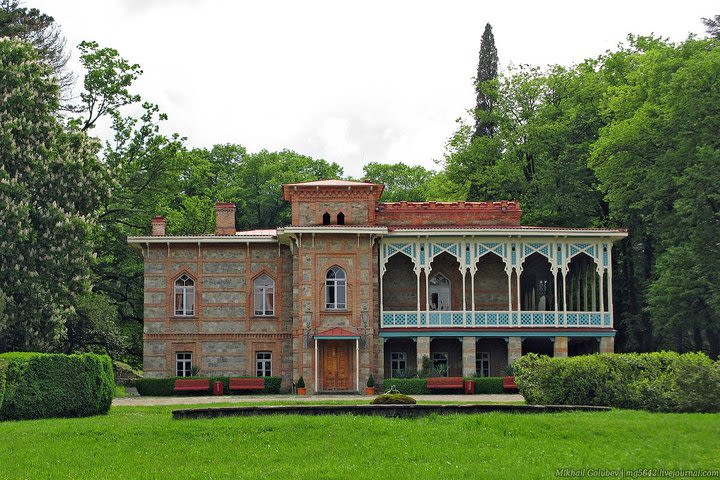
[
  {"x1": 256, "y1": 351, "x2": 272, "y2": 377},
  {"x1": 432, "y1": 352, "x2": 448, "y2": 376},
  {"x1": 176, "y1": 352, "x2": 192, "y2": 377},
  {"x1": 476, "y1": 351, "x2": 490, "y2": 377},
  {"x1": 390, "y1": 352, "x2": 406, "y2": 377}
]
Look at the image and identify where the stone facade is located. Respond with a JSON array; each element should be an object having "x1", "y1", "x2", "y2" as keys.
[{"x1": 131, "y1": 179, "x2": 625, "y2": 393}]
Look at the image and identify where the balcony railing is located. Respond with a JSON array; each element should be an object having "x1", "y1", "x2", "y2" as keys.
[{"x1": 380, "y1": 311, "x2": 612, "y2": 328}]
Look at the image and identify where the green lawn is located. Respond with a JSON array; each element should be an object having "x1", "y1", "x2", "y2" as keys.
[{"x1": 0, "y1": 404, "x2": 718, "y2": 479}]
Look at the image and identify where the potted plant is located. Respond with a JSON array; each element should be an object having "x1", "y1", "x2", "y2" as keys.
[
  {"x1": 296, "y1": 376, "x2": 306, "y2": 395},
  {"x1": 365, "y1": 374, "x2": 375, "y2": 395}
]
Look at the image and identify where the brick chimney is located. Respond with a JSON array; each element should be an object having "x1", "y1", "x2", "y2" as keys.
[
  {"x1": 215, "y1": 203, "x2": 236, "y2": 235},
  {"x1": 151, "y1": 216, "x2": 166, "y2": 236}
]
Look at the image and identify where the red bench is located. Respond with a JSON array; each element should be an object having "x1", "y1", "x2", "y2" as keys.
[
  {"x1": 229, "y1": 377, "x2": 266, "y2": 392},
  {"x1": 174, "y1": 378, "x2": 210, "y2": 392},
  {"x1": 503, "y1": 376, "x2": 518, "y2": 391},
  {"x1": 426, "y1": 376, "x2": 464, "y2": 391}
]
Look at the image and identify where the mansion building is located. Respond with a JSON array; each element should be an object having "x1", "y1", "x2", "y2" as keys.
[{"x1": 129, "y1": 180, "x2": 627, "y2": 393}]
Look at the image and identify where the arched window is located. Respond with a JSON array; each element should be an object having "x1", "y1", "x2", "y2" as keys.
[
  {"x1": 322, "y1": 212, "x2": 331, "y2": 225},
  {"x1": 253, "y1": 273, "x2": 275, "y2": 316},
  {"x1": 325, "y1": 266, "x2": 347, "y2": 310},
  {"x1": 174, "y1": 274, "x2": 195, "y2": 316},
  {"x1": 337, "y1": 212, "x2": 345, "y2": 225},
  {"x1": 429, "y1": 273, "x2": 451, "y2": 311}
]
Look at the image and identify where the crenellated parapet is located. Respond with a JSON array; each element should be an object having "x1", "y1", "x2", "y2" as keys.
[{"x1": 377, "y1": 200, "x2": 522, "y2": 227}]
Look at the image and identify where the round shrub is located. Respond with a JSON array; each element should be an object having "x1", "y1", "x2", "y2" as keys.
[
  {"x1": 0, "y1": 352, "x2": 114, "y2": 421},
  {"x1": 371, "y1": 394, "x2": 417, "y2": 405}
]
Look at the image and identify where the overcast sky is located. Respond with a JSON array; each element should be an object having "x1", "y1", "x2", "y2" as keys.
[{"x1": 33, "y1": 0, "x2": 717, "y2": 177}]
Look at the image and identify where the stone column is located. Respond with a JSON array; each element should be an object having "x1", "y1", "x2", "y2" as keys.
[
  {"x1": 376, "y1": 338, "x2": 385, "y2": 383},
  {"x1": 599, "y1": 336, "x2": 615, "y2": 354},
  {"x1": 462, "y1": 337, "x2": 476, "y2": 377},
  {"x1": 417, "y1": 336, "x2": 430, "y2": 372},
  {"x1": 554, "y1": 336, "x2": 568, "y2": 358},
  {"x1": 507, "y1": 336, "x2": 523, "y2": 365}
]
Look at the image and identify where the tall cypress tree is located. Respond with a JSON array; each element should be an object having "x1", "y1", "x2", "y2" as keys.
[
  {"x1": 472, "y1": 23, "x2": 498, "y2": 140},
  {"x1": 466, "y1": 23, "x2": 500, "y2": 201}
]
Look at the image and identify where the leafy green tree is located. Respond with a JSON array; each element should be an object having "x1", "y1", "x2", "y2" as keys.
[
  {"x1": 0, "y1": 39, "x2": 109, "y2": 351},
  {"x1": 591, "y1": 35, "x2": 720, "y2": 354},
  {"x1": 0, "y1": 0, "x2": 73, "y2": 92},
  {"x1": 361, "y1": 162, "x2": 437, "y2": 201},
  {"x1": 230, "y1": 149, "x2": 343, "y2": 230},
  {"x1": 702, "y1": 15, "x2": 720, "y2": 38}
]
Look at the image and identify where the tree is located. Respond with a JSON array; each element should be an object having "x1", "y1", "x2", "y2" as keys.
[
  {"x1": 702, "y1": 15, "x2": 720, "y2": 38},
  {"x1": 361, "y1": 162, "x2": 437, "y2": 202},
  {"x1": 0, "y1": 0, "x2": 74, "y2": 94},
  {"x1": 473, "y1": 23, "x2": 499, "y2": 139},
  {"x1": 0, "y1": 39, "x2": 108, "y2": 351}
]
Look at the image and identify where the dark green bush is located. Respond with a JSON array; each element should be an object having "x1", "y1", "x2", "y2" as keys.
[
  {"x1": 382, "y1": 378, "x2": 428, "y2": 395},
  {"x1": 371, "y1": 393, "x2": 417, "y2": 405},
  {"x1": 0, "y1": 361, "x2": 6, "y2": 412},
  {"x1": 297, "y1": 376, "x2": 305, "y2": 388},
  {"x1": 135, "y1": 376, "x2": 282, "y2": 396},
  {"x1": 0, "y1": 352, "x2": 114, "y2": 420},
  {"x1": 468, "y1": 377, "x2": 505, "y2": 394},
  {"x1": 514, "y1": 351, "x2": 720, "y2": 413}
]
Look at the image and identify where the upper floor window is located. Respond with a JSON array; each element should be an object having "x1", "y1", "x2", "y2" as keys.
[
  {"x1": 337, "y1": 212, "x2": 345, "y2": 225},
  {"x1": 253, "y1": 273, "x2": 275, "y2": 316},
  {"x1": 322, "y1": 212, "x2": 331, "y2": 225},
  {"x1": 174, "y1": 274, "x2": 195, "y2": 316},
  {"x1": 325, "y1": 266, "x2": 347, "y2": 310}
]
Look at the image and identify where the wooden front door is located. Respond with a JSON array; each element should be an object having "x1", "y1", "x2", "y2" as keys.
[{"x1": 321, "y1": 341, "x2": 352, "y2": 391}]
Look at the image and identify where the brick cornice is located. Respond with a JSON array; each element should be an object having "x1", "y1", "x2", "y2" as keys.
[{"x1": 144, "y1": 333, "x2": 292, "y2": 341}]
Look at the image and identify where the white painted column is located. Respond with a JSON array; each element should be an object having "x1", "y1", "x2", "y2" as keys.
[
  {"x1": 506, "y1": 270, "x2": 511, "y2": 310},
  {"x1": 416, "y1": 268, "x2": 421, "y2": 313},
  {"x1": 599, "y1": 269, "x2": 605, "y2": 313},
  {"x1": 516, "y1": 268, "x2": 521, "y2": 312},
  {"x1": 424, "y1": 270, "x2": 430, "y2": 315},
  {"x1": 314, "y1": 338, "x2": 318, "y2": 393},
  {"x1": 471, "y1": 268, "x2": 476, "y2": 325},
  {"x1": 554, "y1": 269, "x2": 559, "y2": 326},
  {"x1": 607, "y1": 264, "x2": 614, "y2": 327},
  {"x1": 562, "y1": 270, "x2": 568, "y2": 318},
  {"x1": 462, "y1": 268, "x2": 467, "y2": 315}
]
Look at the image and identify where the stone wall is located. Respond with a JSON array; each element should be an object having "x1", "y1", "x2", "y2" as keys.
[{"x1": 141, "y1": 242, "x2": 294, "y2": 389}]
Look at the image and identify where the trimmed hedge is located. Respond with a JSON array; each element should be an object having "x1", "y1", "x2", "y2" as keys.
[
  {"x1": 382, "y1": 378, "x2": 429, "y2": 395},
  {"x1": 469, "y1": 377, "x2": 505, "y2": 394},
  {"x1": 383, "y1": 377, "x2": 505, "y2": 394},
  {"x1": 0, "y1": 360, "x2": 6, "y2": 412},
  {"x1": 514, "y1": 351, "x2": 720, "y2": 413},
  {"x1": 136, "y1": 376, "x2": 282, "y2": 396},
  {"x1": 0, "y1": 352, "x2": 114, "y2": 420}
]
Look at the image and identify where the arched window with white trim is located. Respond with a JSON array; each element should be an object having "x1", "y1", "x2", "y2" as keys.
[
  {"x1": 174, "y1": 274, "x2": 195, "y2": 316},
  {"x1": 325, "y1": 266, "x2": 347, "y2": 310},
  {"x1": 253, "y1": 273, "x2": 275, "y2": 316}
]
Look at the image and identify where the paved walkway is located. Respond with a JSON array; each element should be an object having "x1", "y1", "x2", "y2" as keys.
[{"x1": 113, "y1": 393, "x2": 524, "y2": 407}]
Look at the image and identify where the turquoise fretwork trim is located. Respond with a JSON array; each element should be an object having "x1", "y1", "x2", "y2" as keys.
[{"x1": 378, "y1": 330, "x2": 615, "y2": 338}]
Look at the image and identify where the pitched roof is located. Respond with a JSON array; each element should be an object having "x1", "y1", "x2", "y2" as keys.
[{"x1": 315, "y1": 327, "x2": 359, "y2": 338}]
